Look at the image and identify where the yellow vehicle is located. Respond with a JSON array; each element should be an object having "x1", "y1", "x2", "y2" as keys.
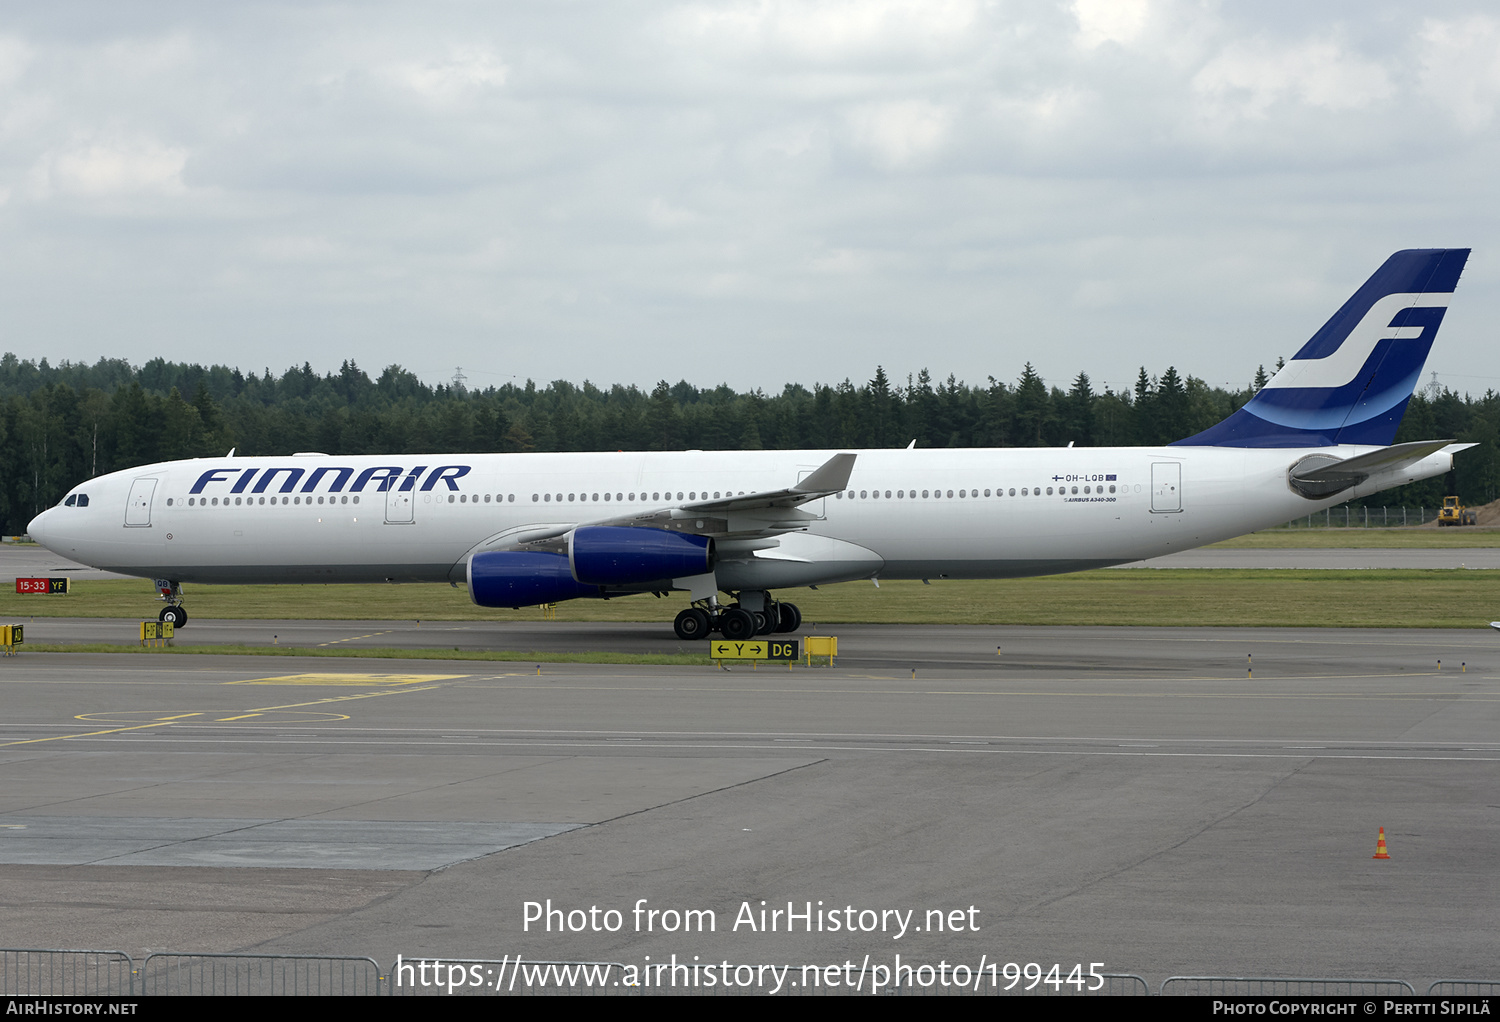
[{"x1": 1437, "y1": 495, "x2": 1478, "y2": 526}]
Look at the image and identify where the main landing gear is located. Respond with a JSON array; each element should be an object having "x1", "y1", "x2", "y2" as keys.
[
  {"x1": 673, "y1": 591, "x2": 802, "y2": 641},
  {"x1": 154, "y1": 579, "x2": 188, "y2": 628}
]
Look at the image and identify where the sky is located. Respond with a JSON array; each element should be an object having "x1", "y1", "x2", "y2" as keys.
[{"x1": 2, "y1": 0, "x2": 1499, "y2": 398}]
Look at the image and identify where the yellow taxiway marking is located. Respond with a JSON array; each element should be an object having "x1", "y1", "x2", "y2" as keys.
[
  {"x1": 1, "y1": 722, "x2": 174, "y2": 747},
  {"x1": 225, "y1": 673, "x2": 468, "y2": 687},
  {"x1": 317, "y1": 630, "x2": 394, "y2": 647},
  {"x1": 241, "y1": 682, "x2": 458, "y2": 712},
  {"x1": 76, "y1": 710, "x2": 350, "y2": 724}
]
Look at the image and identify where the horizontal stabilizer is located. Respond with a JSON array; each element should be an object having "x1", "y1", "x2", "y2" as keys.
[{"x1": 1288, "y1": 440, "x2": 1470, "y2": 498}]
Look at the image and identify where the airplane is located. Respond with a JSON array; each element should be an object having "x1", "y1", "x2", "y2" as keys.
[{"x1": 26, "y1": 248, "x2": 1473, "y2": 642}]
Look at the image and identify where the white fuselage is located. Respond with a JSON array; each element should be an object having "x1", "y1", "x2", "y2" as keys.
[{"x1": 26, "y1": 444, "x2": 1452, "y2": 594}]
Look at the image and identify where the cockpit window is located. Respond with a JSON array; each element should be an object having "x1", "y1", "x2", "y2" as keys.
[
  {"x1": 62, "y1": 493, "x2": 89, "y2": 507},
  {"x1": 64, "y1": 495, "x2": 76, "y2": 507},
  {"x1": 77, "y1": 494, "x2": 88, "y2": 507}
]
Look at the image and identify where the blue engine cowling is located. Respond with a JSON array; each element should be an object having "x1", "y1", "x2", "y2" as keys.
[
  {"x1": 468, "y1": 551, "x2": 600, "y2": 608},
  {"x1": 568, "y1": 526, "x2": 715, "y2": 586}
]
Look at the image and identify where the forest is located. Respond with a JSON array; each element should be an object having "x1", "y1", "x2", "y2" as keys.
[{"x1": 2, "y1": 351, "x2": 1495, "y2": 536}]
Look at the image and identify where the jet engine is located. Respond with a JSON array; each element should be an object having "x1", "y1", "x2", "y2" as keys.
[
  {"x1": 567, "y1": 526, "x2": 715, "y2": 586},
  {"x1": 467, "y1": 551, "x2": 600, "y2": 608}
]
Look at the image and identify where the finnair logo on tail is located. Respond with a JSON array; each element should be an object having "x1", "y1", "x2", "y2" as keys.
[{"x1": 1263, "y1": 292, "x2": 1448, "y2": 392}]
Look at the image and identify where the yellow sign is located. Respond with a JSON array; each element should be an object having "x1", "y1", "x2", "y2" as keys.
[
  {"x1": 803, "y1": 635, "x2": 837, "y2": 667},
  {"x1": 139, "y1": 621, "x2": 173, "y2": 647},
  {"x1": 710, "y1": 640, "x2": 799, "y2": 661}
]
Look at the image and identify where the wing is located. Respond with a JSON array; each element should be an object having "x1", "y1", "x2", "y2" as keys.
[{"x1": 466, "y1": 452, "x2": 858, "y2": 557}]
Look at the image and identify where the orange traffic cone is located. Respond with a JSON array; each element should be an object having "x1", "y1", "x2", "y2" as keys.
[{"x1": 1372, "y1": 827, "x2": 1390, "y2": 860}]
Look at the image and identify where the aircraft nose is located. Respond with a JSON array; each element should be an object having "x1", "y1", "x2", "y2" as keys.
[{"x1": 27, "y1": 508, "x2": 53, "y2": 547}]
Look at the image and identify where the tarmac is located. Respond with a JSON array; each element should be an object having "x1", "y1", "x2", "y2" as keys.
[{"x1": 1, "y1": 620, "x2": 1497, "y2": 991}]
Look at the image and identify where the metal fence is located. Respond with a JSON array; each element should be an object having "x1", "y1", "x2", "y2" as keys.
[
  {"x1": 1428, "y1": 980, "x2": 1500, "y2": 996},
  {"x1": 1272, "y1": 506, "x2": 1447, "y2": 529},
  {"x1": 1160, "y1": 976, "x2": 1417, "y2": 997},
  {"x1": 0, "y1": 948, "x2": 135, "y2": 996},
  {"x1": 1, "y1": 949, "x2": 1491, "y2": 996},
  {"x1": 139, "y1": 952, "x2": 384, "y2": 996}
]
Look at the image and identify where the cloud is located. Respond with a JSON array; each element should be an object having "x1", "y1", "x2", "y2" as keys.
[
  {"x1": 1419, "y1": 15, "x2": 1500, "y2": 131},
  {"x1": 30, "y1": 137, "x2": 188, "y2": 199},
  {"x1": 846, "y1": 99, "x2": 952, "y2": 168},
  {"x1": 1073, "y1": 0, "x2": 1150, "y2": 49},
  {"x1": 1193, "y1": 36, "x2": 1394, "y2": 120},
  {"x1": 0, "y1": 2, "x2": 1496, "y2": 396},
  {"x1": 391, "y1": 45, "x2": 509, "y2": 105},
  {"x1": 670, "y1": 0, "x2": 980, "y2": 63}
]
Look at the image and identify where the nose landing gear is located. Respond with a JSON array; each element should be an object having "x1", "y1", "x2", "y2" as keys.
[{"x1": 154, "y1": 579, "x2": 188, "y2": 628}]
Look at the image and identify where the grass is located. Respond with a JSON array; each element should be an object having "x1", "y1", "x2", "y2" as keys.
[{"x1": 4, "y1": 570, "x2": 1496, "y2": 630}]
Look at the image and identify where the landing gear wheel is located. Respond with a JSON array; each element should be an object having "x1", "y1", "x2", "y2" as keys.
[
  {"x1": 753, "y1": 610, "x2": 775, "y2": 636},
  {"x1": 775, "y1": 602, "x2": 801, "y2": 633},
  {"x1": 720, "y1": 608, "x2": 757, "y2": 642},
  {"x1": 159, "y1": 605, "x2": 187, "y2": 627},
  {"x1": 673, "y1": 608, "x2": 710, "y2": 641}
]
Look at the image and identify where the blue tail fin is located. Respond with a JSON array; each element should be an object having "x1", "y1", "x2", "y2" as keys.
[{"x1": 1174, "y1": 249, "x2": 1470, "y2": 448}]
